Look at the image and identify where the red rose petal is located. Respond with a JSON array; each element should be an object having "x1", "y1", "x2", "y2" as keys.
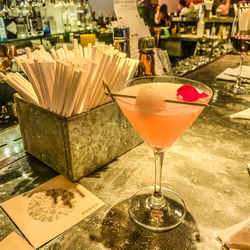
[
  {"x1": 177, "y1": 84, "x2": 208, "y2": 102},
  {"x1": 199, "y1": 92, "x2": 209, "y2": 98}
]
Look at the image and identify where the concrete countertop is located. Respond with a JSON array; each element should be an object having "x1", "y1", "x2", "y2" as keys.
[{"x1": 0, "y1": 54, "x2": 249, "y2": 249}]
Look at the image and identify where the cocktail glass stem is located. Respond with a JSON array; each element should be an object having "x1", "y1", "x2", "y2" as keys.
[
  {"x1": 148, "y1": 151, "x2": 167, "y2": 209},
  {"x1": 233, "y1": 53, "x2": 246, "y2": 95},
  {"x1": 236, "y1": 53, "x2": 244, "y2": 87}
]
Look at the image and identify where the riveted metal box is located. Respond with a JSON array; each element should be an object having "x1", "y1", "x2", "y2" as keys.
[{"x1": 14, "y1": 94, "x2": 142, "y2": 182}]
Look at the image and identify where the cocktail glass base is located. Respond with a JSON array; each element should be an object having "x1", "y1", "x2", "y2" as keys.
[{"x1": 129, "y1": 186, "x2": 186, "y2": 231}]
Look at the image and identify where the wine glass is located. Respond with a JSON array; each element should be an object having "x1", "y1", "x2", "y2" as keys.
[
  {"x1": 105, "y1": 76, "x2": 212, "y2": 231},
  {"x1": 204, "y1": 0, "x2": 214, "y2": 18},
  {"x1": 230, "y1": 5, "x2": 250, "y2": 95}
]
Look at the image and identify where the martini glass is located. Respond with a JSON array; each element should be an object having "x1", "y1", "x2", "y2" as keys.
[{"x1": 108, "y1": 76, "x2": 212, "y2": 231}]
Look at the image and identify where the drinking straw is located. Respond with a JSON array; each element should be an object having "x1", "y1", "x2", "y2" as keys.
[
  {"x1": 84, "y1": 47, "x2": 88, "y2": 58},
  {"x1": 79, "y1": 45, "x2": 83, "y2": 58},
  {"x1": 50, "y1": 48, "x2": 57, "y2": 60},
  {"x1": 87, "y1": 43, "x2": 92, "y2": 59},
  {"x1": 2, "y1": 42, "x2": 139, "y2": 117},
  {"x1": 56, "y1": 62, "x2": 73, "y2": 115},
  {"x1": 74, "y1": 39, "x2": 78, "y2": 57},
  {"x1": 62, "y1": 70, "x2": 82, "y2": 117},
  {"x1": 15, "y1": 57, "x2": 26, "y2": 74},
  {"x1": 75, "y1": 62, "x2": 97, "y2": 113},
  {"x1": 13, "y1": 73, "x2": 39, "y2": 99},
  {"x1": 63, "y1": 44, "x2": 70, "y2": 58},
  {"x1": 92, "y1": 54, "x2": 118, "y2": 107},
  {"x1": 52, "y1": 61, "x2": 64, "y2": 112},
  {"x1": 39, "y1": 45, "x2": 46, "y2": 54},
  {"x1": 56, "y1": 49, "x2": 63, "y2": 60},
  {"x1": 33, "y1": 59, "x2": 49, "y2": 107},
  {"x1": 9, "y1": 73, "x2": 36, "y2": 97},
  {"x1": 0, "y1": 73, "x2": 38, "y2": 105},
  {"x1": 25, "y1": 47, "x2": 33, "y2": 60},
  {"x1": 91, "y1": 46, "x2": 97, "y2": 61},
  {"x1": 39, "y1": 60, "x2": 51, "y2": 106},
  {"x1": 88, "y1": 53, "x2": 110, "y2": 109},
  {"x1": 51, "y1": 60, "x2": 61, "y2": 111},
  {"x1": 21, "y1": 61, "x2": 44, "y2": 107}
]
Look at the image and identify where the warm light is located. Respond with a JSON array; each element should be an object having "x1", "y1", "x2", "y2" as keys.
[{"x1": 4, "y1": 148, "x2": 10, "y2": 157}]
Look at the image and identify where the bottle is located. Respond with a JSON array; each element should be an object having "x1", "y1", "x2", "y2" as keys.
[
  {"x1": 4, "y1": 5, "x2": 17, "y2": 39},
  {"x1": 40, "y1": 2, "x2": 50, "y2": 35},
  {"x1": 25, "y1": 3, "x2": 34, "y2": 36},
  {"x1": 0, "y1": 10, "x2": 7, "y2": 40},
  {"x1": 55, "y1": 0, "x2": 65, "y2": 33},
  {"x1": 47, "y1": 0, "x2": 64, "y2": 34},
  {"x1": 16, "y1": 15, "x2": 28, "y2": 39},
  {"x1": 68, "y1": 0, "x2": 78, "y2": 31},
  {"x1": 32, "y1": 1, "x2": 43, "y2": 35},
  {"x1": 137, "y1": 37, "x2": 156, "y2": 77},
  {"x1": 211, "y1": 23, "x2": 216, "y2": 37},
  {"x1": 84, "y1": 0, "x2": 92, "y2": 30},
  {"x1": 113, "y1": 27, "x2": 130, "y2": 57},
  {"x1": 197, "y1": 15, "x2": 204, "y2": 37},
  {"x1": 197, "y1": 5, "x2": 205, "y2": 37},
  {"x1": 76, "y1": 0, "x2": 84, "y2": 30}
]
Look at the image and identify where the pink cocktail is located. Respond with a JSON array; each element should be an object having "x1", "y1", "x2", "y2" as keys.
[
  {"x1": 110, "y1": 76, "x2": 212, "y2": 231},
  {"x1": 118, "y1": 82, "x2": 206, "y2": 151}
]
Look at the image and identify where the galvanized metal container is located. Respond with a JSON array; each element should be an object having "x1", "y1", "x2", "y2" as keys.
[{"x1": 14, "y1": 94, "x2": 142, "y2": 182}]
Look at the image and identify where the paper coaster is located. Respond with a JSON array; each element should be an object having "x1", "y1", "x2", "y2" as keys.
[
  {"x1": 0, "y1": 232, "x2": 34, "y2": 250},
  {"x1": 230, "y1": 108, "x2": 250, "y2": 120},
  {"x1": 1, "y1": 175, "x2": 104, "y2": 248}
]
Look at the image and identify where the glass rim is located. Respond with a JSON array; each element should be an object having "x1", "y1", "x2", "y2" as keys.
[{"x1": 114, "y1": 75, "x2": 213, "y2": 107}]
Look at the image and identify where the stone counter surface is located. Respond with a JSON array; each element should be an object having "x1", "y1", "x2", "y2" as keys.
[{"x1": 0, "y1": 54, "x2": 249, "y2": 250}]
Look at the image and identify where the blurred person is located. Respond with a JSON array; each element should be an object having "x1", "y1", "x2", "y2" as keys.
[
  {"x1": 187, "y1": 0, "x2": 195, "y2": 8},
  {"x1": 154, "y1": 4, "x2": 171, "y2": 47},
  {"x1": 179, "y1": 1, "x2": 188, "y2": 17},
  {"x1": 217, "y1": 0, "x2": 231, "y2": 16},
  {"x1": 154, "y1": 4, "x2": 171, "y2": 27}
]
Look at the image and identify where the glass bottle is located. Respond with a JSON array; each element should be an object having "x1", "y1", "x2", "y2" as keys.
[
  {"x1": 113, "y1": 27, "x2": 130, "y2": 57},
  {"x1": 40, "y1": 2, "x2": 50, "y2": 35},
  {"x1": 68, "y1": 0, "x2": 78, "y2": 32},
  {"x1": 84, "y1": 0, "x2": 92, "y2": 30},
  {"x1": 32, "y1": 0, "x2": 43, "y2": 35},
  {"x1": 137, "y1": 37, "x2": 156, "y2": 77},
  {"x1": 0, "y1": 8, "x2": 7, "y2": 40},
  {"x1": 4, "y1": 3, "x2": 17, "y2": 39}
]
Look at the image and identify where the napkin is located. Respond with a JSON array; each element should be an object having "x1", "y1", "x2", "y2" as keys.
[
  {"x1": 216, "y1": 66, "x2": 250, "y2": 83},
  {"x1": 230, "y1": 108, "x2": 250, "y2": 119},
  {"x1": 0, "y1": 232, "x2": 34, "y2": 250},
  {"x1": 217, "y1": 218, "x2": 250, "y2": 249}
]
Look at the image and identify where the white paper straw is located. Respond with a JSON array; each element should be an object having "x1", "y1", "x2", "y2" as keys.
[
  {"x1": 39, "y1": 60, "x2": 51, "y2": 106},
  {"x1": 21, "y1": 61, "x2": 44, "y2": 107},
  {"x1": 79, "y1": 46, "x2": 83, "y2": 58},
  {"x1": 75, "y1": 62, "x2": 97, "y2": 113},
  {"x1": 63, "y1": 70, "x2": 82, "y2": 117},
  {"x1": 25, "y1": 47, "x2": 33, "y2": 60},
  {"x1": 4, "y1": 75, "x2": 38, "y2": 105},
  {"x1": 50, "y1": 48, "x2": 57, "y2": 60},
  {"x1": 51, "y1": 60, "x2": 62, "y2": 112},
  {"x1": 63, "y1": 44, "x2": 70, "y2": 58},
  {"x1": 56, "y1": 63, "x2": 73, "y2": 114},
  {"x1": 74, "y1": 39, "x2": 78, "y2": 57},
  {"x1": 33, "y1": 59, "x2": 49, "y2": 108}
]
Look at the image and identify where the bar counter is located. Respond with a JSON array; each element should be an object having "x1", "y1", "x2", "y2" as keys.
[{"x1": 0, "y1": 54, "x2": 249, "y2": 249}]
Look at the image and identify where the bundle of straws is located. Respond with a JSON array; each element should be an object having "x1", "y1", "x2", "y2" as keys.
[{"x1": 0, "y1": 39, "x2": 139, "y2": 117}]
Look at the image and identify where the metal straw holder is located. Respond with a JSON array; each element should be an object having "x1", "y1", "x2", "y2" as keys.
[{"x1": 14, "y1": 94, "x2": 142, "y2": 182}]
